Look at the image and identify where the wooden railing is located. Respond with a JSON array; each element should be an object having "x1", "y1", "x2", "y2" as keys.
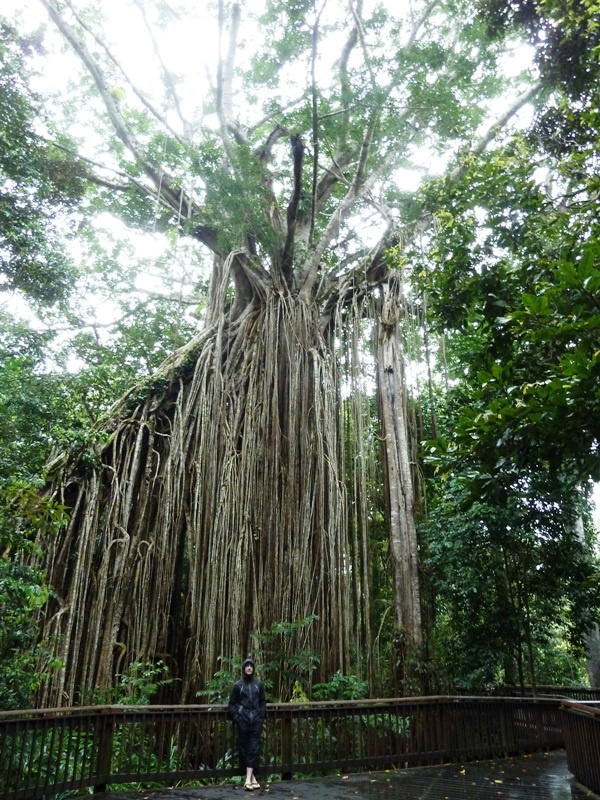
[
  {"x1": 561, "y1": 701, "x2": 600, "y2": 796},
  {"x1": 455, "y1": 685, "x2": 600, "y2": 701},
  {"x1": 0, "y1": 696, "x2": 565, "y2": 799}
]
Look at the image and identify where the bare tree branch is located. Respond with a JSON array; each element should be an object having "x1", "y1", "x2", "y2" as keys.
[
  {"x1": 254, "y1": 123, "x2": 288, "y2": 163},
  {"x1": 247, "y1": 93, "x2": 307, "y2": 136},
  {"x1": 348, "y1": 1, "x2": 377, "y2": 89},
  {"x1": 298, "y1": 96, "x2": 417, "y2": 295},
  {"x1": 449, "y1": 82, "x2": 543, "y2": 182},
  {"x1": 351, "y1": 113, "x2": 377, "y2": 194},
  {"x1": 281, "y1": 135, "x2": 306, "y2": 285},
  {"x1": 40, "y1": 0, "x2": 142, "y2": 160},
  {"x1": 337, "y1": 23, "x2": 358, "y2": 149},
  {"x1": 309, "y1": 2, "x2": 328, "y2": 244},
  {"x1": 294, "y1": 10, "x2": 359, "y2": 251},
  {"x1": 406, "y1": 0, "x2": 438, "y2": 48},
  {"x1": 39, "y1": 0, "x2": 222, "y2": 256},
  {"x1": 299, "y1": 142, "x2": 398, "y2": 300},
  {"x1": 62, "y1": 0, "x2": 189, "y2": 147},
  {"x1": 216, "y1": 1, "x2": 248, "y2": 161},
  {"x1": 131, "y1": 0, "x2": 193, "y2": 141},
  {"x1": 319, "y1": 82, "x2": 543, "y2": 315}
]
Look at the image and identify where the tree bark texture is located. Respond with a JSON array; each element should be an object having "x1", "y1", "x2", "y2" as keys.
[{"x1": 375, "y1": 276, "x2": 423, "y2": 657}]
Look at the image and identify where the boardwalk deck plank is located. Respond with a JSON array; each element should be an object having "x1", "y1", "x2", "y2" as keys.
[{"x1": 81, "y1": 751, "x2": 597, "y2": 800}]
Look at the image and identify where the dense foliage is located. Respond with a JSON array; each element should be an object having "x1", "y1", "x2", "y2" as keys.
[
  {"x1": 0, "y1": 19, "x2": 87, "y2": 304},
  {"x1": 0, "y1": 482, "x2": 69, "y2": 710},
  {"x1": 409, "y1": 0, "x2": 600, "y2": 688}
]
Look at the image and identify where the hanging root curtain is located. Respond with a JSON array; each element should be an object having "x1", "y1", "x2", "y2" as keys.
[{"x1": 36, "y1": 255, "x2": 376, "y2": 705}]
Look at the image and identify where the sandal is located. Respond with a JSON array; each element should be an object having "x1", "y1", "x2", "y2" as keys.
[
  {"x1": 244, "y1": 783, "x2": 254, "y2": 791},
  {"x1": 251, "y1": 781, "x2": 261, "y2": 789}
]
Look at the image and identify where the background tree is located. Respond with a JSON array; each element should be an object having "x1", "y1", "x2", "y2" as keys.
[{"x1": 412, "y1": 0, "x2": 600, "y2": 687}]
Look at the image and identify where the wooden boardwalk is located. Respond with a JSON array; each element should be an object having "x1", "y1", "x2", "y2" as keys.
[{"x1": 83, "y1": 751, "x2": 597, "y2": 800}]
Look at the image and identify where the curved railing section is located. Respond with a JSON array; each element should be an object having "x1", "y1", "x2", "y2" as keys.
[
  {"x1": 455, "y1": 685, "x2": 600, "y2": 701},
  {"x1": 0, "y1": 696, "x2": 567, "y2": 799},
  {"x1": 560, "y1": 700, "x2": 600, "y2": 796}
]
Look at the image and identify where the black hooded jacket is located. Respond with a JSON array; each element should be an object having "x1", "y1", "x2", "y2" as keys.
[{"x1": 227, "y1": 659, "x2": 266, "y2": 727}]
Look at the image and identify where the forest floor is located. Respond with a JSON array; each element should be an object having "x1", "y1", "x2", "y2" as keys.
[{"x1": 84, "y1": 750, "x2": 597, "y2": 799}]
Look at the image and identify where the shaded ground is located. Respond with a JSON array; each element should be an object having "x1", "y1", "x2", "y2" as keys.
[{"x1": 87, "y1": 751, "x2": 598, "y2": 800}]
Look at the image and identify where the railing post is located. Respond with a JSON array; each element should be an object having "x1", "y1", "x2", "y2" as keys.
[
  {"x1": 281, "y1": 710, "x2": 292, "y2": 781},
  {"x1": 93, "y1": 709, "x2": 115, "y2": 794}
]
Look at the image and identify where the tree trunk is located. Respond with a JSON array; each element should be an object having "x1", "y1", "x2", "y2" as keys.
[
  {"x1": 572, "y1": 516, "x2": 600, "y2": 688},
  {"x1": 29, "y1": 0, "x2": 547, "y2": 706},
  {"x1": 37, "y1": 264, "x2": 378, "y2": 704},
  {"x1": 375, "y1": 275, "x2": 423, "y2": 689},
  {"x1": 585, "y1": 624, "x2": 600, "y2": 688}
]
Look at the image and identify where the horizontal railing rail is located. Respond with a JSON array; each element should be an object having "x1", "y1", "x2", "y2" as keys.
[
  {"x1": 0, "y1": 696, "x2": 565, "y2": 800},
  {"x1": 453, "y1": 685, "x2": 600, "y2": 701},
  {"x1": 560, "y1": 700, "x2": 600, "y2": 796}
]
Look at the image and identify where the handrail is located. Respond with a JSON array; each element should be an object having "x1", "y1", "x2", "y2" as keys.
[
  {"x1": 0, "y1": 696, "x2": 565, "y2": 799},
  {"x1": 560, "y1": 700, "x2": 600, "y2": 796},
  {"x1": 454, "y1": 685, "x2": 600, "y2": 700}
]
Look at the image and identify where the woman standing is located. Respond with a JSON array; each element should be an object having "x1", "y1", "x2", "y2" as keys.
[{"x1": 228, "y1": 657, "x2": 267, "y2": 790}]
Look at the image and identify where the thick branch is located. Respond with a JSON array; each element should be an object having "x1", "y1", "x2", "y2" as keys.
[
  {"x1": 309, "y1": 6, "x2": 322, "y2": 243},
  {"x1": 337, "y1": 25, "x2": 359, "y2": 148},
  {"x1": 248, "y1": 94, "x2": 307, "y2": 136},
  {"x1": 312, "y1": 148, "x2": 356, "y2": 211},
  {"x1": 296, "y1": 15, "x2": 359, "y2": 248},
  {"x1": 216, "y1": 2, "x2": 247, "y2": 160},
  {"x1": 449, "y1": 82, "x2": 543, "y2": 182},
  {"x1": 299, "y1": 122, "x2": 395, "y2": 300},
  {"x1": 348, "y1": 1, "x2": 377, "y2": 89},
  {"x1": 352, "y1": 114, "x2": 377, "y2": 193},
  {"x1": 40, "y1": 0, "x2": 143, "y2": 159},
  {"x1": 254, "y1": 124, "x2": 288, "y2": 163},
  {"x1": 62, "y1": 0, "x2": 188, "y2": 147},
  {"x1": 281, "y1": 135, "x2": 306, "y2": 285},
  {"x1": 303, "y1": 9, "x2": 359, "y2": 234},
  {"x1": 406, "y1": 0, "x2": 438, "y2": 48}
]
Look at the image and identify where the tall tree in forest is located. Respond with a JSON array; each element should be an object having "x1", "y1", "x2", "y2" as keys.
[
  {"x1": 24, "y1": 0, "x2": 541, "y2": 704},
  {"x1": 414, "y1": 0, "x2": 600, "y2": 687}
]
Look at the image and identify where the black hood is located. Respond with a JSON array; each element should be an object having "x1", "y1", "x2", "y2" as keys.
[{"x1": 242, "y1": 657, "x2": 255, "y2": 676}]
